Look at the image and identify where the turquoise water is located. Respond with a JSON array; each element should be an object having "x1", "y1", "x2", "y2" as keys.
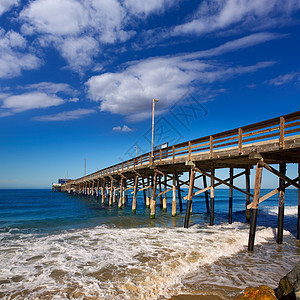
[{"x1": 0, "y1": 189, "x2": 299, "y2": 299}]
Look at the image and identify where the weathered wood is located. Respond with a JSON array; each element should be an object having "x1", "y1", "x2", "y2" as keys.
[
  {"x1": 248, "y1": 163, "x2": 263, "y2": 251},
  {"x1": 157, "y1": 187, "x2": 172, "y2": 197},
  {"x1": 159, "y1": 176, "x2": 163, "y2": 208},
  {"x1": 184, "y1": 170, "x2": 246, "y2": 199},
  {"x1": 259, "y1": 161, "x2": 300, "y2": 189},
  {"x1": 203, "y1": 175, "x2": 210, "y2": 214},
  {"x1": 210, "y1": 168, "x2": 215, "y2": 226},
  {"x1": 184, "y1": 168, "x2": 196, "y2": 228},
  {"x1": 210, "y1": 136, "x2": 213, "y2": 158},
  {"x1": 277, "y1": 162, "x2": 286, "y2": 244},
  {"x1": 118, "y1": 178, "x2": 123, "y2": 208},
  {"x1": 146, "y1": 176, "x2": 150, "y2": 208},
  {"x1": 238, "y1": 128, "x2": 243, "y2": 154},
  {"x1": 280, "y1": 116, "x2": 285, "y2": 149},
  {"x1": 109, "y1": 178, "x2": 114, "y2": 206},
  {"x1": 150, "y1": 173, "x2": 158, "y2": 218},
  {"x1": 177, "y1": 174, "x2": 183, "y2": 212},
  {"x1": 247, "y1": 176, "x2": 299, "y2": 209},
  {"x1": 132, "y1": 175, "x2": 138, "y2": 214},
  {"x1": 163, "y1": 175, "x2": 167, "y2": 212},
  {"x1": 245, "y1": 167, "x2": 251, "y2": 222},
  {"x1": 195, "y1": 168, "x2": 253, "y2": 197},
  {"x1": 142, "y1": 177, "x2": 146, "y2": 204},
  {"x1": 172, "y1": 171, "x2": 177, "y2": 217},
  {"x1": 229, "y1": 168, "x2": 233, "y2": 224}
]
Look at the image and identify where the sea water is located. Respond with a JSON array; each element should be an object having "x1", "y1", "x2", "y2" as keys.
[{"x1": 0, "y1": 189, "x2": 299, "y2": 299}]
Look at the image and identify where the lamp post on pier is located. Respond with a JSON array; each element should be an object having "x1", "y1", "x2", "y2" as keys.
[{"x1": 151, "y1": 98, "x2": 159, "y2": 165}]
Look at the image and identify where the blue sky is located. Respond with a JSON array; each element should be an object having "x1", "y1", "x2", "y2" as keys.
[{"x1": 0, "y1": 0, "x2": 299, "y2": 189}]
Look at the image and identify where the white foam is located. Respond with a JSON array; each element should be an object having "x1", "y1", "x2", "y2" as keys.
[
  {"x1": 263, "y1": 205, "x2": 297, "y2": 216},
  {"x1": 0, "y1": 223, "x2": 275, "y2": 299}
]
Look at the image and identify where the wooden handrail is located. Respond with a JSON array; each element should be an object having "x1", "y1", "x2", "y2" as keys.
[{"x1": 71, "y1": 111, "x2": 300, "y2": 184}]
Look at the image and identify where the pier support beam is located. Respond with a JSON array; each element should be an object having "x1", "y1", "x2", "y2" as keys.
[
  {"x1": 172, "y1": 171, "x2": 177, "y2": 217},
  {"x1": 203, "y1": 175, "x2": 210, "y2": 214},
  {"x1": 146, "y1": 176, "x2": 150, "y2": 208},
  {"x1": 210, "y1": 168, "x2": 215, "y2": 226},
  {"x1": 132, "y1": 175, "x2": 138, "y2": 214},
  {"x1": 118, "y1": 178, "x2": 123, "y2": 209},
  {"x1": 229, "y1": 168, "x2": 233, "y2": 224},
  {"x1": 184, "y1": 168, "x2": 195, "y2": 228},
  {"x1": 150, "y1": 173, "x2": 158, "y2": 219},
  {"x1": 245, "y1": 167, "x2": 251, "y2": 222},
  {"x1": 248, "y1": 162, "x2": 263, "y2": 251},
  {"x1": 159, "y1": 176, "x2": 163, "y2": 208},
  {"x1": 277, "y1": 162, "x2": 286, "y2": 244},
  {"x1": 142, "y1": 177, "x2": 146, "y2": 205},
  {"x1": 163, "y1": 175, "x2": 167, "y2": 212},
  {"x1": 176, "y1": 174, "x2": 183, "y2": 212},
  {"x1": 109, "y1": 178, "x2": 113, "y2": 206}
]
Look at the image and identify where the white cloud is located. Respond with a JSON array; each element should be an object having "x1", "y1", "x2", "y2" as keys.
[
  {"x1": 1, "y1": 92, "x2": 64, "y2": 112},
  {"x1": 22, "y1": 82, "x2": 77, "y2": 96},
  {"x1": 112, "y1": 124, "x2": 133, "y2": 132},
  {"x1": 0, "y1": 0, "x2": 19, "y2": 16},
  {"x1": 20, "y1": 0, "x2": 88, "y2": 36},
  {"x1": 124, "y1": 0, "x2": 175, "y2": 17},
  {"x1": 0, "y1": 29, "x2": 41, "y2": 78},
  {"x1": 86, "y1": 35, "x2": 277, "y2": 120},
  {"x1": 265, "y1": 72, "x2": 300, "y2": 86},
  {"x1": 184, "y1": 32, "x2": 287, "y2": 59},
  {"x1": 19, "y1": 0, "x2": 130, "y2": 71},
  {"x1": 58, "y1": 36, "x2": 99, "y2": 72},
  {"x1": 33, "y1": 108, "x2": 96, "y2": 121},
  {"x1": 173, "y1": 0, "x2": 300, "y2": 36}
]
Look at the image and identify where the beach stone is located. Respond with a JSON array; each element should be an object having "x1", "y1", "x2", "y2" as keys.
[
  {"x1": 234, "y1": 285, "x2": 276, "y2": 299},
  {"x1": 277, "y1": 261, "x2": 300, "y2": 299}
]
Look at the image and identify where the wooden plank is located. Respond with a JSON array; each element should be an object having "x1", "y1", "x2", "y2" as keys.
[
  {"x1": 238, "y1": 128, "x2": 243, "y2": 154},
  {"x1": 280, "y1": 116, "x2": 285, "y2": 149},
  {"x1": 184, "y1": 168, "x2": 196, "y2": 228},
  {"x1": 248, "y1": 163, "x2": 263, "y2": 251},
  {"x1": 259, "y1": 161, "x2": 300, "y2": 189},
  {"x1": 195, "y1": 168, "x2": 253, "y2": 197},
  {"x1": 157, "y1": 187, "x2": 172, "y2": 197},
  {"x1": 183, "y1": 170, "x2": 246, "y2": 199},
  {"x1": 247, "y1": 176, "x2": 299, "y2": 209}
]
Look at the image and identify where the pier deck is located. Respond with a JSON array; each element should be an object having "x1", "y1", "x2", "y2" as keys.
[{"x1": 59, "y1": 110, "x2": 300, "y2": 250}]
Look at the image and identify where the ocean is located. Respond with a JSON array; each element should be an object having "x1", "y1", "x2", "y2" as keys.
[{"x1": 0, "y1": 188, "x2": 299, "y2": 299}]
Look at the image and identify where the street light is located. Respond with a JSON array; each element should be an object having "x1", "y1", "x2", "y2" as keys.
[
  {"x1": 134, "y1": 146, "x2": 137, "y2": 157},
  {"x1": 84, "y1": 158, "x2": 87, "y2": 176},
  {"x1": 151, "y1": 98, "x2": 159, "y2": 164}
]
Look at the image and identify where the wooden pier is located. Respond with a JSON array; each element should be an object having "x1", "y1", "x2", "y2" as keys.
[{"x1": 59, "y1": 110, "x2": 300, "y2": 250}]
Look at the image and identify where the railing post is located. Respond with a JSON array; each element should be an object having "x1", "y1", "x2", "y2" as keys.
[
  {"x1": 172, "y1": 146, "x2": 175, "y2": 163},
  {"x1": 210, "y1": 136, "x2": 213, "y2": 158},
  {"x1": 160, "y1": 149, "x2": 162, "y2": 164},
  {"x1": 279, "y1": 116, "x2": 285, "y2": 149},
  {"x1": 238, "y1": 128, "x2": 243, "y2": 154},
  {"x1": 188, "y1": 141, "x2": 192, "y2": 161}
]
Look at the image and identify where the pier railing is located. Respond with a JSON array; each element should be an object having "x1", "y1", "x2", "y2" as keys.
[{"x1": 73, "y1": 110, "x2": 300, "y2": 183}]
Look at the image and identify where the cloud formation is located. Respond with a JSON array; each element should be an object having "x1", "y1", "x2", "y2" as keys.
[
  {"x1": 86, "y1": 34, "x2": 277, "y2": 120},
  {"x1": 0, "y1": 0, "x2": 19, "y2": 16},
  {"x1": 112, "y1": 125, "x2": 133, "y2": 132},
  {"x1": 0, "y1": 82, "x2": 79, "y2": 117},
  {"x1": 0, "y1": 29, "x2": 41, "y2": 78},
  {"x1": 1, "y1": 92, "x2": 64, "y2": 112},
  {"x1": 265, "y1": 72, "x2": 300, "y2": 86},
  {"x1": 33, "y1": 108, "x2": 96, "y2": 121},
  {"x1": 173, "y1": 0, "x2": 300, "y2": 36}
]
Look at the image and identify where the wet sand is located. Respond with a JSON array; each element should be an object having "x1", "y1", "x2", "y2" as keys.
[{"x1": 170, "y1": 295, "x2": 223, "y2": 300}]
